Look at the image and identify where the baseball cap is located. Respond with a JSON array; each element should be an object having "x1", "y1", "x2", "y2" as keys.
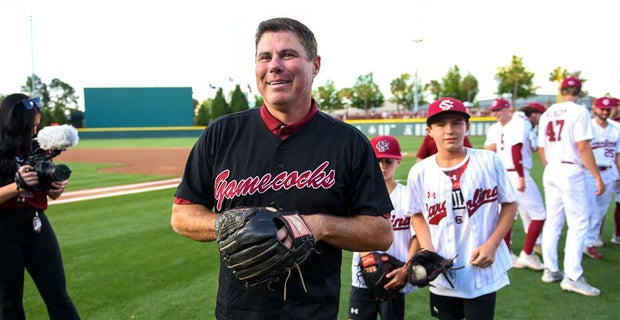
[
  {"x1": 594, "y1": 97, "x2": 619, "y2": 109},
  {"x1": 370, "y1": 135, "x2": 402, "y2": 160},
  {"x1": 561, "y1": 76, "x2": 582, "y2": 90},
  {"x1": 526, "y1": 102, "x2": 546, "y2": 113},
  {"x1": 490, "y1": 98, "x2": 511, "y2": 111},
  {"x1": 426, "y1": 97, "x2": 470, "y2": 125}
]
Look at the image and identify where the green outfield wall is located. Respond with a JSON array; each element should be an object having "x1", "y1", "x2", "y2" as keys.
[
  {"x1": 83, "y1": 87, "x2": 194, "y2": 128},
  {"x1": 346, "y1": 117, "x2": 495, "y2": 137}
]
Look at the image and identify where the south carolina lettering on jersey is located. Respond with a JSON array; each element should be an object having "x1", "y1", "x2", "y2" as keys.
[
  {"x1": 391, "y1": 213, "x2": 411, "y2": 231},
  {"x1": 425, "y1": 186, "x2": 498, "y2": 225},
  {"x1": 466, "y1": 187, "x2": 498, "y2": 216},
  {"x1": 590, "y1": 140, "x2": 616, "y2": 150},
  {"x1": 214, "y1": 161, "x2": 336, "y2": 211}
]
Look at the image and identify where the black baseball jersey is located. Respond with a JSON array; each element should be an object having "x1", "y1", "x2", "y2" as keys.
[{"x1": 175, "y1": 107, "x2": 393, "y2": 319}]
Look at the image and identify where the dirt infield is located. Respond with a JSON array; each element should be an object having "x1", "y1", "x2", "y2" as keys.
[
  {"x1": 55, "y1": 147, "x2": 191, "y2": 177},
  {"x1": 49, "y1": 148, "x2": 191, "y2": 204}
]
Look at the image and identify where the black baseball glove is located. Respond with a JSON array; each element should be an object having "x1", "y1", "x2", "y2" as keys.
[
  {"x1": 359, "y1": 251, "x2": 406, "y2": 300},
  {"x1": 214, "y1": 206, "x2": 315, "y2": 288},
  {"x1": 407, "y1": 249, "x2": 455, "y2": 288}
]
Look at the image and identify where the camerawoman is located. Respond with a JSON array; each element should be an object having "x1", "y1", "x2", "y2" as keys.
[{"x1": 16, "y1": 124, "x2": 79, "y2": 191}]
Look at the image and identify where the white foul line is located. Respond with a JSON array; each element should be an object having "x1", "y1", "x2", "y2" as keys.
[{"x1": 49, "y1": 178, "x2": 181, "y2": 205}]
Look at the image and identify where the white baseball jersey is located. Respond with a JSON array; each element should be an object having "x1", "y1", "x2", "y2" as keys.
[
  {"x1": 609, "y1": 119, "x2": 620, "y2": 200},
  {"x1": 484, "y1": 122, "x2": 504, "y2": 149},
  {"x1": 405, "y1": 148, "x2": 516, "y2": 299},
  {"x1": 585, "y1": 118, "x2": 620, "y2": 246},
  {"x1": 498, "y1": 111, "x2": 534, "y2": 170},
  {"x1": 537, "y1": 100, "x2": 593, "y2": 280},
  {"x1": 537, "y1": 101, "x2": 593, "y2": 165},
  {"x1": 497, "y1": 111, "x2": 546, "y2": 220},
  {"x1": 589, "y1": 118, "x2": 620, "y2": 170},
  {"x1": 352, "y1": 183, "x2": 416, "y2": 293}
]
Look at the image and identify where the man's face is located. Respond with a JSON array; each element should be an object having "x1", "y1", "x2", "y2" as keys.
[
  {"x1": 255, "y1": 31, "x2": 320, "y2": 109},
  {"x1": 492, "y1": 107, "x2": 510, "y2": 124},
  {"x1": 593, "y1": 107, "x2": 612, "y2": 121}
]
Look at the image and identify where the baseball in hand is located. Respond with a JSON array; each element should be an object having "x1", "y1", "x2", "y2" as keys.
[{"x1": 412, "y1": 265, "x2": 426, "y2": 279}]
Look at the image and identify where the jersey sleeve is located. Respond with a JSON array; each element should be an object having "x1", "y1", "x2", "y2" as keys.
[
  {"x1": 492, "y1": 152, "x2": 517, "y2": 204},
  {"x1": 574, "y1": 106, "x2": 594, "y2": 143},
  {"x1": 484, "y1": 123, "x2": 499, "y2": 147},
  {"x1": 174, "y1": 126, "x2": 217, "y2": 209}
]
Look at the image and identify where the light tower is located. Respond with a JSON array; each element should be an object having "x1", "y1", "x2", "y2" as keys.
[{"x1": 412, "y1": 38, "x2": 422, "y2": 115}]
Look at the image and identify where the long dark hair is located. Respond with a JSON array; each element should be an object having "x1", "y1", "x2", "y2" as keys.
[{"x1": 0, "y1": 93, "x2": 42, "y2": 184}]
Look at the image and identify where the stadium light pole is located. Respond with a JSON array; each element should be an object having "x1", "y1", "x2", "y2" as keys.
[
  {"x1": 412, "y1": 38, "x2": 422, "y2": 115},
  {"x1": 30, "y1": 15, "x2": 35, "y2": 94}
]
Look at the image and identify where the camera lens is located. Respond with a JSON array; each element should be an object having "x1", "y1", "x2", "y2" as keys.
[{"x1": 53, "y1": 164, "x2": 72, "y2": 181}]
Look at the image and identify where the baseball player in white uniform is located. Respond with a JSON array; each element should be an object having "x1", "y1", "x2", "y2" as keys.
[
  {"x1": 497, "y1": 104, "x2": 547, "y2": 270},
  {"x1": 483, "y1": 98, "x2": 512, "y2": 153},
  {"x1": 609, "y1": 97, "x2": 620, "y2": 246},
  {"x1": 406, "y1": 97, "x2": 517, "y2": 320},
  {"x1": 350, "y1": 135, "x2": 418, "y2": 320},
  {"x1": 583, "y1": 97, "x2": 620, "y2": 259},
  {"x1": 484, "y1": 98, "x2": 519, "y2": 262},
  {"x1": 537, "y1": 77, "x2": 604, "y2": 296}
]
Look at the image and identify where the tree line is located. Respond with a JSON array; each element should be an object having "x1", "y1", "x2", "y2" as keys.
[
  {"x1": 0, "y1": 74, "x2": 84, "y2": 128},
  {"x1": 200, "y1": 55, "x2": 588, "y2": 124},
  {"x1": 2, "y1": 55, "x2": 597, "y2": 127}
]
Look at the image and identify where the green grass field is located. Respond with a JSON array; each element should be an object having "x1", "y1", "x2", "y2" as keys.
[{"x1": 22, "y1": 136, "x2": 620, "y2": 319}]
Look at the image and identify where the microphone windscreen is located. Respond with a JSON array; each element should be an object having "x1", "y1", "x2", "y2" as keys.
[{"x1": 37, "y1": 125, "x2": 79, "y2": 150}]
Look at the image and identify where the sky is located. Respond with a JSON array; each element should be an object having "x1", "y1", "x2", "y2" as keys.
[{"x1": 1, "y1": 0, "x2": 619, "y2": 109}]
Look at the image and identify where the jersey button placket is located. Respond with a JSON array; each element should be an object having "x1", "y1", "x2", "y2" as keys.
[{"x1": 276, "y1": 143, "x2": 286, "y2": 170}]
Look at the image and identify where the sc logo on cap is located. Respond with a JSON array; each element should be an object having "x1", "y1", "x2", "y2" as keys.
[
  {"x1": 376, "y1": 139, "x2": 391, "y2": 153},
  {"x1": 439, "y1": 99, "x2": 455, "y2": 110}
]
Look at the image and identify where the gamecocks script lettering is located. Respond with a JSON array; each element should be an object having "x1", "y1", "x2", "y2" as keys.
[{"x1": 214, "y1": 161, "x2": 335, "y2": 210}]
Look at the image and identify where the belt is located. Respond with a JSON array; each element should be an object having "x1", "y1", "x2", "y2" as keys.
[
  {"x1": 561, "y1": 161, "x2": 574, "y2": 164},
  {"x1": 598, "y1": 166, "x2": 612, "y2": 171},
  {"x1": 507, "y1": 169, "x2": 516, "y2": 172}
]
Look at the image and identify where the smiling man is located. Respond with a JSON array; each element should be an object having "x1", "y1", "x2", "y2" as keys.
[{"x1": 171, "y1": 17, "x2": 394, "y2": 320}]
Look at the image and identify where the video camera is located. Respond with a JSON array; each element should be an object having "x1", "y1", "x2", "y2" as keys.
[{"x1": 21, "y1": 125, "x2": 79, "y2": 191}]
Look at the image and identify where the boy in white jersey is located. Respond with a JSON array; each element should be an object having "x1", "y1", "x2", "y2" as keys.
[
  {"x1": 349, "y1": 135, "x2": 419, "y2": 320},
  {"x1": 406, "y1": 97, "x2": 517, "y2": 320}
]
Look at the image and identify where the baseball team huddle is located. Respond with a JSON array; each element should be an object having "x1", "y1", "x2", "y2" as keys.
[
  {"x1": 2, "y1": 15, "x2": 616, "y2": 320},
  {"x1": 167, "y1": 18, "x2": 620, "y2": 320}
]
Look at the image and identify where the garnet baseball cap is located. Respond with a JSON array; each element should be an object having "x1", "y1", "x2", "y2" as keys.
[
  {"x1": 561, "y1": 76, "x2": 582, "y2": 90},
  {"x1": 594, "y1": 97, "x2": 619, "y2": 109},
  {"x1": 490, "y1": 98, "x2": 511, "y2": 111},
  {"x1": 526, "y1": 102, "x2": 546, "y2": 113},
  {"x1": 370, "y1": 135, "x2": 402, "y2": 160},
  {"x1": 426, "y1": 97, "x2": 470, "y2": 125}
]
